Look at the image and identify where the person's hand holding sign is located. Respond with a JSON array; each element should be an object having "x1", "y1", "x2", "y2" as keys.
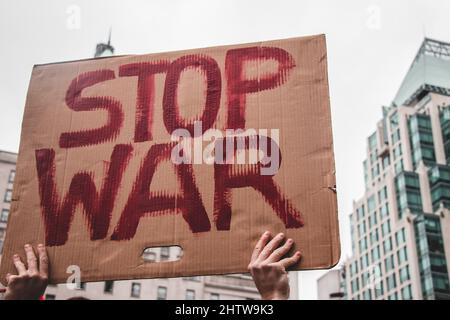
[
  {"x1": 0, "y1": 244, "x2": 49, "y2": 300},
  {"x1": 248, "y1": 232, "x2": 301, "y2": 300}
]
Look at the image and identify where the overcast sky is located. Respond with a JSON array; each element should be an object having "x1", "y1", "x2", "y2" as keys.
[{"x1": 1, "y1": 0, "x2": 450, "y2": 299}]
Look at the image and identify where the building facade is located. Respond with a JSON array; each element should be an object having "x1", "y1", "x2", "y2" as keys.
[
  {"x1": 336, "y1": 38, "x2": 450, "y2": 300},
  {"x1": 0, "y1": 151, "x2": 17, "y2": 258},
  {"x1": 317, "y1": 268, "x2": 346, "y2": 300}
]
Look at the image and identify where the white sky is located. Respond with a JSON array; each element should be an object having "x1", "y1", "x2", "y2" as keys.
[{"x1": 1, "y1": 0, "x2": 450, "y2": 299}]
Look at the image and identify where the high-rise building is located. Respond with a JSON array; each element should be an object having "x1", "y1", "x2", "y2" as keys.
[{"x1": 320, "y1": 38, "x2": 450, "y2": 300}]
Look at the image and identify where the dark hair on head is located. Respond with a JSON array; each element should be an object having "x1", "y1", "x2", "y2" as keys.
[{"x1": 67, "y1": 296, "x2": 90, "y2": 300}]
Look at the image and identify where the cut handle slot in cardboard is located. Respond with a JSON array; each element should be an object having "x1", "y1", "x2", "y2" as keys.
[{"x1": 0, "y1": 34, "x2": 340, "y2": 285}]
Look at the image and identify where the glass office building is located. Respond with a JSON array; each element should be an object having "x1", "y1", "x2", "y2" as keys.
[{"x1": 343, "y1": 39, "x2": 450, "y2": 300}]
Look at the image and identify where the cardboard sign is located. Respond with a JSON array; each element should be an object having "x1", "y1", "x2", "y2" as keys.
[{"x1": 0, "y1": 34, "x2": 339, "y2": 284}]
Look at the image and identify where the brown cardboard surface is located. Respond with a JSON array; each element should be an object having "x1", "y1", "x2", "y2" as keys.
[{"x1": 0, "y1": 34, "x2": 339, "y2": 285}]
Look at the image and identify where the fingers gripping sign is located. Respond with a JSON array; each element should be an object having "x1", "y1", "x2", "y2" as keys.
[
  {"x1": 248, "y1": 232, "x2": 301, "y2": 300},
  {"x1": 2, "y1": 244, "x2": 49, "y2": 300}
]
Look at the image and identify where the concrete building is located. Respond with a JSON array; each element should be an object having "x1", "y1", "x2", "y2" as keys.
[
  {"x1": 0, "y1": 151, "x2": 17, "y2": 258},
  {"x1": 320, "y1": 38, "x2": 450, "y2": 300},
  {"x1": 317, "y1": 268, "x2": 346, "y2": 300}
]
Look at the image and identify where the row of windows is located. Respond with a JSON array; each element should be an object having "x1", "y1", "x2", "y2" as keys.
[
  {"x1": 69, "y1": 281, "x2": 216, "y2": 300},
  {"x1": 354, "y1": 283, "x2": 412, "y2": 300},
  {"x1": 356, "y1": 220, "x2": 392, "y2": 255},
  {"x1": 360, "y1": 186, "x2": 388, "y2": 213},
  {"x1": 349, "y1": 246, "x2": 409, "y2": 291},
  {"x1": 103, "y1": 281, "x2": 144, "y2": 298},
  {"x1": 2, "y1": 170, "x2": 16, "y2": 204}
]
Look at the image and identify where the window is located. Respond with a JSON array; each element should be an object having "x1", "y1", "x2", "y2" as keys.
[
  {"x1": 385, "y1": 255, "x2": 395, "y2": 273},
  {"x1": 368, "y1": 196, "x2": 376, "y2": 212},
  {"x1": 351, "y1": 278, "x2": 360, "y2": 293},
  {"x1": 4, "y1": 190, "x2": 12, "y2": 203},
  {"x1": 397, "y1": 247, "x2": 408, "y2": 264},
  {"x1": 380, "y1": 203, "x2": 389, "y2": 218},
  {"x1": 382, "y1": 221, "x2": 391, "y2": 237},
  {"x1": 359, "y1": 237, "x2": 368, "y2": 252},
  {"x1": 379, "y1": 187, "x2": 387, "y2": 202},
  {"x1": 382, "y1": 156, "x2": 390, "y2": 170},
  {"x1": 383, "y1": 237, "x2": 392, "y2": 254},
  {"x1": 372, "y1": 164, "x2": 380, "y2": 179},
  {"x1": 357, "y1": 221, "x2": 367, "y2": 238},
  {"x1": 395, "y1": 160, "x2": 404, "y2": 175},
  {"x1": 371, "y1": 246, "x2": 380, "y2": 262},
  {"x1": 393, "y1": 145, "x2": 403, "y2": 160},
  {"x1": 350, "y1": 261, "x2": 358, "y2": 276},
  {"x1": 361, "y1": 254, "x2": 369, "y2": 269},
  {"x1": 8, "y1": 170, "x2": 15, "y2": 183},
  {"x1": 409, "y1": 114, "x2": 436, "y2": 168},
  {"x1": 373, "y1": 263, "x2": 381, "y2": 278},
  {"x1": 363, "y1": 290, "x2": 372, "y2": 300},
  {"x1": 395, "y1": 228, "x2": 406, "y2": 246},
  {"x1": 391, "y1": 129, "x2": 400, "y2": 144},
  {"x1": 425, "y1": 215, "x2": 441, "y2": 233},
  {"x1": 430, "y1": 255, "x2": 447, "y2": 273},
  {"x1": 357, "y1": 206, "x2": 365, "y2": 220},
  {"x1": 369, "y1": 133, "x2": 378, "y2": 151},
  {"x1": 401, "y1": 285, "x2": 412, "y2": 300},
  {"x1": 210, "y1": 293, "x2": 220, "y2": 300},
  {"x1": 131, "y1": 282, "x2": 141, "y2": 298},
  {"x1": 387, "y1": 274, "x2": 397, "y2": 291},
  {"x1": 427, "y1": 234, "x2": 445, "y2": 255},
  {"x1": 160, "y1": 247, "x2": 170, "y2": 261},
  {"x1": 0, "y1": 209, "x2": 9, "y2": 222},
  {"x1": 104, "y1": 280, "x2": 114, "y2": 294},
  {"x1": 362, "y1": 271, "x2": 370, "y2": 287},
  {"x1": 399, "y1": 266, "x2": 410, "y2": 284},
  {"x1": 186, "y1": 289, "x2": 195, "y2": 300},
  {"x1": 374, "y1": 279, "x2": 384, "y2": 298},
  {"x1": 433, "y1": 274, "x2": 450, "y2": 291},
  {"x1": 369, "y1": 212, "x2": 377, "y2": 228},
  {"x1": 370, "y1": 229, "x2": 379, "y2": 245},
  {"x1": 157, "y1": 286, "x2": 167, "y2": 300}
]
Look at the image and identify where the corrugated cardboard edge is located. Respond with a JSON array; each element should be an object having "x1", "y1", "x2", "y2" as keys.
[{"x1": 320, "y1": 34, "x2": 341, "y2": 270}]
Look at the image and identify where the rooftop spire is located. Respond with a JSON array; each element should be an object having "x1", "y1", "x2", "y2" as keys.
[{"x1": 94, "y1": 28, "x2": 115, "y2": 58}]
